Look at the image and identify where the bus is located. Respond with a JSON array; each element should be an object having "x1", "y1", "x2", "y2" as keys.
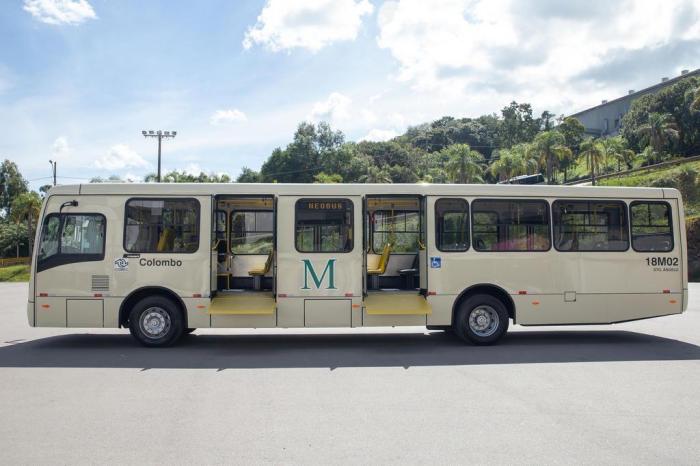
[{"x1": 27, "y1": 183, "x2": 688, "y2": 347}]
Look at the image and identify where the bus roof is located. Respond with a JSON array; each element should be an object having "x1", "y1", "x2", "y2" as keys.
[{"x1": 47, "y1": 182, "x2": 679, "y2": 200}]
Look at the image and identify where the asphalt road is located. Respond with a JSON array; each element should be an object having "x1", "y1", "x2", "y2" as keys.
[{"x1": 1, "y1": 283, "x2": 699, "y2": 465}]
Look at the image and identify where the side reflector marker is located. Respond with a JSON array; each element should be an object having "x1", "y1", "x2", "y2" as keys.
[
  {"x1": 663, "y1": 289, "x2": 671, "y2": 294},
  {"x1": 518, "y1": 291, "x2": 527, "y2": 295}
]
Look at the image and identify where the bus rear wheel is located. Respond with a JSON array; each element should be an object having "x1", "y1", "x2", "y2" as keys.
[
  {"x1": 128, "y1": 296, "x2": 184, "y2": 347},
  {"x1": 453, "y1": 294, "x2": 509, "y2": 345}
]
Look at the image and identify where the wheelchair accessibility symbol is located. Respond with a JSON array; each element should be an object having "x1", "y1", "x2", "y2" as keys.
[{"x1": 430, "y1": 257, "x2": 442, "y2": 269}]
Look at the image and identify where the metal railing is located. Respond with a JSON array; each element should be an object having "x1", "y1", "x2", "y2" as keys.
[
  {"x1": 0, "y1": 257, "x2": 31, "y2": 267},
  {"x1": 566, "y1": 154, "x2": 700, "y2": 186}
]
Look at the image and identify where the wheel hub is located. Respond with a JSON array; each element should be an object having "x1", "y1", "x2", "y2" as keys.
[
  {"x1": 468, "y1": 305, "x2": 499, "y2": 337},
  {"x1": 140, "y1": 307, "x2": 171, "y2": 339}
]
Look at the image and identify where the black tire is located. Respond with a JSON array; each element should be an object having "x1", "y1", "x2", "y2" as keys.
[
  {"x1": 184, "y1": 328, "x2": 196, "y2": 334},
  {"x1": 453, "y1": 294, "x2": 509, "y2": 345},
  {"x1": 128, "y1": 295, "x2": 184, "y2": 347}
]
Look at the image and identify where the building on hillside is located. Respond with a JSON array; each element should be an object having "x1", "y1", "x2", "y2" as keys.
[{"x1": 568, "y1": 68, "x2": 700, "y2": 137}]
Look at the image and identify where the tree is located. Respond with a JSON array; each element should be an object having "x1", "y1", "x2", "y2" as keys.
[
  {"x1": 580, "y1": 139, "x2": 605, "y2": 185},
  {"x1": 314, "y1": 172, "x2": 342, "y2": 183},
  {"x1": 636, "y1": 112, "x2": 679, "y2": 154},
  {"x1": 0, "y1": 222, "x2": 27, "y2": 258},
  {"x1": 527, "y1": 131, "x2": 572, "y2": 184},
  {"x1": 490, "y1": 148, "x2": 526, "y2": 182},
  {"x1": 236, "y1": 167, "x2": 261, "y2": 183},
  {"x1": 498, "y1": 102, "x2": 541, "y2": 149},
  {"x1": 601, "y1": 136, "x2": 635, "y2": 171},
  {"x1": 441, "y1": 144, "x2": 485, "y2": 183},
  {"x1": 359, "y1": 166, "x2": 392, "y2": 183},
  {"x1": 621, "y1": 76, "x2": 700, "y2": 155},
  {"x1": 0, "y1": 160, "x2": 29, "y2": 219},
  {"x1": 556, "y1": 117, "x2": 585, "y2": 155},
  {"x1": 11, "y1": 191, "x2": 41, "y2": 256},
  {"x1": 39, "y1": 184, "x2": 53, "y2": 196},
  {"x1": 690, "y1": 86, "x2": 700, "y2": 112}
]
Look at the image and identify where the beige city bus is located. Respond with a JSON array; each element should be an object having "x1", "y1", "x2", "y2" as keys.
[{"x1": 27, "y1": 183, "x2": 688, "y2": 346}]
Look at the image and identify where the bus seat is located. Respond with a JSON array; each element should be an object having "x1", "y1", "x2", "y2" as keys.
[
  {"x1": 398, "y1": 254, "x2": 419, "y2": 289},
  {"x1": 368, "y1": 243, "x2": 392, "y2": 275},
  {"x1": 249, "y1": 252, "x2": 274, "y2": 290},
  {"x1": 156, "y1": 228, "x2": 174, "y2": 252}
]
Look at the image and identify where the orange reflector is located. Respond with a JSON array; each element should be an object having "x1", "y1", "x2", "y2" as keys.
[
  {"x1": 518, "y1": 290, "x2": 527, "y2": 295},
  {"x1": 532, "y1": 301, "x2": 540, "y2": 305},
  {"x1": 193, "y1": 293, "x2": 202, "y2": 298},
  {"x1": 39, "y1": 293, "x2": 48, "y2": 297},
  {"x1": 352, "y1": 304, "x2": 361, "y2": 308},
  {"x1": 427, "y1": 291, "x2": 437, "y2": 296},
  {"x1": 663, "y1": 289, "x2": 670, "y2": 294},
  {"x1": 344, "y1": 292, "x2": 353, "y2": 297},
  {"x1": 669, "y1": 300, "x2": 677, "y2": 304},
  {"x1": 41, "y1": 304, "x2": 50, "y2": 309},
  {"x1": 278, "y1": 293, "x2": 287, "y2": 298},
  {"x1": 196, "y1": 305, "x2": 206, "y2": 309}
]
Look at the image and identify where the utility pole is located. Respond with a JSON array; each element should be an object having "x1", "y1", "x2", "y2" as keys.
[
  {"x1": 142, "y1": 130, "x2": 177, "y2": 182},
  {"x1": 49, "y1": 160, "x2": 57, "y2": 186}
]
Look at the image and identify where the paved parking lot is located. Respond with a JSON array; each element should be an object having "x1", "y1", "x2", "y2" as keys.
[{"x1": 1, "y1": 283, "x2": 699, "y2": 464}]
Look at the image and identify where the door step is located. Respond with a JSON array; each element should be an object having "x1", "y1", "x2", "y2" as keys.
[
  {"x1": 364, "y1": 292, "x2": 432, "y2": 315},
  {"x1": 209, "y1": 292, "x2": 276, "y2": 315}
]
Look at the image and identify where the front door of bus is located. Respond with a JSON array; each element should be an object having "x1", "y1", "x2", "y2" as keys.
[{"x1": 275, "y1": 196, "x2": 363, "y2": 327}]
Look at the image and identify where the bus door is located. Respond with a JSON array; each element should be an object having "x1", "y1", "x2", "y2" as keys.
[
  {"x1": 275, "y1": 196, "x2": 363, "y2": 328},
  {"x1": 418, "y1": 195, "x2": 428, "y2": 293},
  {"x1": 33, "y1": 195, "x2": 111, "y2": 327}
]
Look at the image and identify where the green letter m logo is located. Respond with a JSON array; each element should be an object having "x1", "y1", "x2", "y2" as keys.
[{"x1": 302, "y1": 259, "x2": 337, "y2": 290}]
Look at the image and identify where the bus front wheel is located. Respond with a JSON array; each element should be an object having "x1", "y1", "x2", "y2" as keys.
[
  {"x1": 453, "y1": 294, "x2": 509, "y2": 345},
  {"x1": 128, "y1": 296, "x2": 184, "y2": 347}
]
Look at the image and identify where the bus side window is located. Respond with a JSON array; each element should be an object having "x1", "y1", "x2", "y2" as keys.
[
  {"x1": 553, "y1": 200, "x2": 629, "y2": 251},
  {"x1": 295, "y1": 198, "x2": 353, "y2": 253},
  {"x1": 38, "y1": 215, "x2": 61, "y2": 261},
  {"x1": 435, "y1": 198, "x2": 469, "y2": 252},
  {"x1": 472, "y1": 199, "x2": 550, "y2": 252},
  {"x1": 630, "y1": 201, "x2": 673, "y2": 252},
  {"x1": 124, "y1": 198, "x2": 200, "y2": 253},
  {"x1": 37, "y1": 213, "x2": 106, "y2": 272}
]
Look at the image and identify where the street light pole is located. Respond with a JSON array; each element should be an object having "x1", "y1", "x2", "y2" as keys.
[
  {"x1": 49, "y1": 160, "x2": 57, "y2": 186},
  {"x1": 142, "y1": 130, "x2": 177, "y2": 182}
]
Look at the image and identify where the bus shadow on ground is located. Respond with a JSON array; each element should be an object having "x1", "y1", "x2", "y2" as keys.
[{"x1": 1, "y1": 330, "x2": 700, "y2": 369}]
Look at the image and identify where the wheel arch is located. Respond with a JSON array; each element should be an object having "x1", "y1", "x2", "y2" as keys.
[
  {"x1": 451, "y1": 283, "x2": 516, "y2": 325},
  {"x1": 118, "y1": 286, "x2": 188, "y2": 329}
]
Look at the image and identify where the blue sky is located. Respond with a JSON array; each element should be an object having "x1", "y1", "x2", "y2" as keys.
[{"x1": 1, "y1": 0, "x2": 699, "y2": 188}]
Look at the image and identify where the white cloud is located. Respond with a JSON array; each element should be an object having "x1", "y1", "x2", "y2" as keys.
[
  {"x1": 95, "y1": 144, "x2": 149, "y2": 171},
  {"x1": 51, "y1": 136, "x2": 70, "y2": 157},
  {"x1": 23, "y1": 0, "x2": 97, "y2": 25},
  {"x1": 361, "y1": 128, "x2": 398, "y2": 141},
  {"x1": 183, "y1": 163, "x2": 203, "y2": 175},
  {"x1": 210, "y1": 109, "x2": 248, "y2": 125},
  {"x1": 310, "y1": 92, "x2": 352, "y2": 122},
  {"x1": 375, "y1": 0, "x2": 700, "y2": 111},
  {"x1": 243, "y1": 0, "x2": 374, "y2": 52}
]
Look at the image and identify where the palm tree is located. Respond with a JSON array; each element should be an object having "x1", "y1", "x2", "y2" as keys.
[
  {"x1": 601, "y1": 136, "x2": 636, "y2": 172},
  {"x1": 359, "y1": 166, "x2": 392, "y2": 183},
  {"x1": 11, "y1": 191, "x2": 42, "y2": 256},
  {"x1": 441, "y1": 144, "x2": 485, "y2": 183},
  {"x1": 527, "y1": 131, "x2": 572, "y2": 184},
  {"x1": 636, "y1": 112, "x2": 679, "y2": 154},
  {"x1": 490, "y1": 149, "x2": 526, "y2": 183},
  {"x1": 580, "y1": 139, "x2": 605, "y2": 185},
  {"x1": 690, "y1": 86, "x2": 700, "y2": 112}
]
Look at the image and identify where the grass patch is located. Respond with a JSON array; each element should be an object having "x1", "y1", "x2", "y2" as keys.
[
  {"x1": 0, "y1": 264, "x2": 30, "y2": 282},
  {"x1": 599, "y1": 159, "x2": 700, "y2": 219}
]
